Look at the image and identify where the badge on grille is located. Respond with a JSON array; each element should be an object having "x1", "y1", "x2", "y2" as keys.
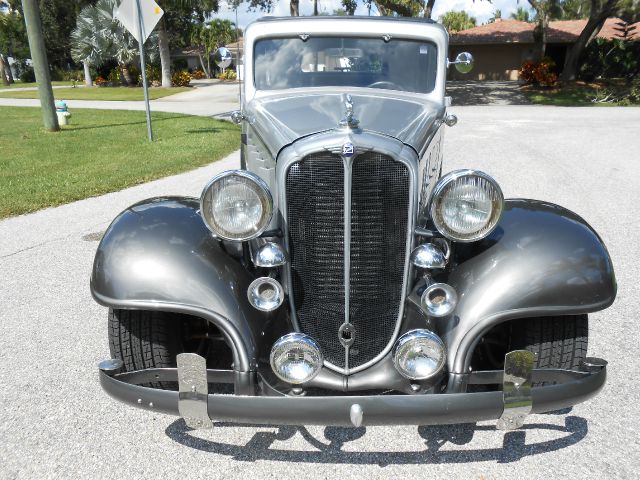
[{"x1": 342, "y1": 142, "x2": 354, "y2": 157}]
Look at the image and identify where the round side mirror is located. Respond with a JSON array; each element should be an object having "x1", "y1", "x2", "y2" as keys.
[
  {"x1": 214, "y1": 47, "x2": 233, "y2": 69},
  {"x1": 454, "y1": 52, "x2": 474, "y2": 74}
]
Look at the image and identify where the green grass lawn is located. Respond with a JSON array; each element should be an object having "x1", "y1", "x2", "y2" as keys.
[
  {"x1": 523, "y1": 85, "x2": 601, "y2": 106},
  {"x1": 0, "y1": 107, "x2": 240, "y2": 218},
  {"x1": 523, "y1": 81, "x2": 639, "y2": 107},
  {"x1": 0, "y1": 86, "x2": 191, "y2": 100},
  {"x1": 0, "y1": 80, "x2": 75, "y2": 89}
]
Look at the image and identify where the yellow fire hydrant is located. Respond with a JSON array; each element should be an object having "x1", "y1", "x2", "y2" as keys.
[{"x1": 56, "y1": 100, "x2": 71, "y2": 126}]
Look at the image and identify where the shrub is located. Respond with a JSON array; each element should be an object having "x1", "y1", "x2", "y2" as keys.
[
  {"x1": 519, "y1": 58, "x2": 558, "y2": 87},
  {"x1": 191, "y1": 69, "x2": 206, "y2": 80},
  {"x1": 128, "y1": 64, "x2": 141, "y2": 85},
  {"x1": 580, "y1": 38, "x2": 640, "y2": 81},
  {"x1": 49, "y1": 67, "x2": 64, "y2": 81},
  {"x1": 61, "y1": 70, "x2": 84, "y2": 82},
  {"x1": 589, "y1": 78, "x2": 640, "y2": 105},
  {"x1": 19, "y1": 68, "x2": 36, "y2": 83},
  {"x1": 107, "y1": 68, "x2": 121, "y2": 84},
  {"x1": 171, "y1": 71, "x2": 191, "y2": 87},
  {"x1": 145, "y1": 65, "x2": 161, "y2": 83},
  {"x1": 217, "y1": 69, "x2": 237, "y2": 81}
]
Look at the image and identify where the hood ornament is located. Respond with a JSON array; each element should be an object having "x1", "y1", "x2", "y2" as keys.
[{"x1": 340, "y1": 94, "x2": 360, "y2": 129}]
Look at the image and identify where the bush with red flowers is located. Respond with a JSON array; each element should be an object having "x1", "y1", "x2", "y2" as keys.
[{"x1": 520, "y1": 58, "x2": 558, "y2": 87}]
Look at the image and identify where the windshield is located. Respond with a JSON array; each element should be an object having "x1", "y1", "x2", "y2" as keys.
[{"x1": 254, "y1": 36, "x2": 437, "y2": 94}]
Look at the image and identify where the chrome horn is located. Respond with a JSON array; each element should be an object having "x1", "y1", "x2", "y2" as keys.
[{"x1": 421, "y1": 282, "x2": 458, "y2": 317}]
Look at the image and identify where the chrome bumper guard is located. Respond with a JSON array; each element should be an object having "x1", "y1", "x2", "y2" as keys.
[{"x1": 98, "y1": 353, "x2": 607, "y2": 429}]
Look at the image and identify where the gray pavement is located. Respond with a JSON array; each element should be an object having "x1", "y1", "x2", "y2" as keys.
[
  {"x1": 447, "y1": 80, "x2": 531, "y2": 105},
  {"x1": 0, "y1": 82, "x2": 240, "y2": 117},
  {"x1": 1, "y1": 106, "x2": 639, "y2": 479}
]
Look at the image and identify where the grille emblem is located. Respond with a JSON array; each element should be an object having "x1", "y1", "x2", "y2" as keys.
[
  {"x1": 339, "y1": 323, "x2": 356, "y2": 347},
  {"x1": 342, "y1": 142, "x2": 354, "y2": 157}
]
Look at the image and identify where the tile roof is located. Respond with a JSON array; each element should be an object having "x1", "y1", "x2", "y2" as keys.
[{"x1": 450, "y1": 18, "x2": 639, "y2": 45}]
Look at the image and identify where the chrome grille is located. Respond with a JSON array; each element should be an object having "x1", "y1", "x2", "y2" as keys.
[{"x1": 285, "y1": 151, "x2": 410, "y2": 371}]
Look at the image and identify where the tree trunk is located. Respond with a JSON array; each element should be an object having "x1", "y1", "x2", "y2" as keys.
[
  {"x1": 157, "y1": 19, "x2": 172, "y2": 88},
  {"x1": 120, "y1": 63, "x2": 133, "y2": 86},
  {"x1": 290, "y1": 0, "x2": 299, "y2": 16},
  {"x1": 207, "y1": 55, "x2": 211, "y2": 79},
  {"x1": 197, "y1": 52, "x2": 209, "y2": 78},
  {"x1": 528, "y1": 0, "x2": 548, "y2": 61},
  {"x1": 21, "y1": 0, "x2": 59, "y2": 131},
  {"x1": 0, "y1": 55, "x2": 9, "y2": 86},
  {"x1": 561, "y1": 0, "x2": 617, "y2": 82},
  {"x1": 83, "y1": 61, "x2": 92, "y2": 87},
  {"x1": 423, "y1": 0, "x2": 436, "y2": 18},
  {"x1": 533, "y1": 14, "x2": 549, "y2": 60},
  {"x1": 313, "y1": 0, "x2": 318, "y2": 15},
  {"x1": 4, "y1": 55, "x2": 15, "y2": 83}
]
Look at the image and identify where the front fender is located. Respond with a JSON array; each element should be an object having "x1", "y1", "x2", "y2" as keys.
[
  {"x1": 90, "y1": 197, "x2": 262, "y2": 373},
  {"x1": 444, "y1": 199, "x2": 616, "y2": 373}
]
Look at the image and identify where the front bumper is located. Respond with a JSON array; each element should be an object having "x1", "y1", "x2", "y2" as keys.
[{"x1": 98, "y1": 355, "x2": 607, "y2": 428}]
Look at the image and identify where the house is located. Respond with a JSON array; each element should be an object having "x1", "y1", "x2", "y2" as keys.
[
  {"x1": 449, "y1": 18, "x2": 639, "y2": 81},
  {"x1": 171, "y1": 39, "x2": 244, "y2": 74}
]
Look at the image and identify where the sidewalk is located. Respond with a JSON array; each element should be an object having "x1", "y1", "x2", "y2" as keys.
[{"x1": 0, "y1": 82, "x2": 240, "y2": 117}]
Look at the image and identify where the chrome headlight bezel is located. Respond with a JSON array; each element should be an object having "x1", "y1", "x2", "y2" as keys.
[
  {"x1": 392, "y1": 329, "x2": 446, "y2": 381},
  {"x1": 429, "y1": 169, "x2": 504, "y2": 243},
  {"x1": 200, "y1": 170, "x2": 273, "y2": 242},
  {"x1": 270, "y1": 333, "x2": 324, "y2": 385}
]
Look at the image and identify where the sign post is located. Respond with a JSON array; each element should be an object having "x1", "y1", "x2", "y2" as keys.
[{"x1": 115, "y1": 0, "x2": 164, "y2": 142}]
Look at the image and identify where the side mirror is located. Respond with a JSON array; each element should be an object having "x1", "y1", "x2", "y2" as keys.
[
  {"x1": 214, "y1": 47, "x2": 233, "y2": 69},
  {"x1": 449, "y1": 52, "x2": 474, "y2": 74}
]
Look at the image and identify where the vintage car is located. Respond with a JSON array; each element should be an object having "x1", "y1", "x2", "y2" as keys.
[{"x1": 92, "y1": 16, "x2": 615, "y2": 430}]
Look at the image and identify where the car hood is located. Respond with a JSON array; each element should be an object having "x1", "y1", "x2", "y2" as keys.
[{"x1": 245, "y1": 91, "x2": 444, "y2": 156}]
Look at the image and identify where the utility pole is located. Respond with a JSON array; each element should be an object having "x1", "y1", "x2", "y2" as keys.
[
  {"x1": 21, "y1": 0, "x2": 59, "y2": 132},
  {"x1": 135, "y1": 0, "x2": 153, "y2": 142}
]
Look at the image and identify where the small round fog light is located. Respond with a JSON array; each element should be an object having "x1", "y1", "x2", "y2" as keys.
[
  {"x1": 393, "y1": 330, "x2": 446, "y2": 380},
  {"x1": 248, "y1": 277, "x2": 284, "y2": 312},
  {"x1": 270, "y1": 333, "x2": 323, "y2": 384}
]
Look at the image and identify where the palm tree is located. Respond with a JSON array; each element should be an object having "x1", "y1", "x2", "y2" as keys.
[
  {"x1": 510, "y1": 6, "x2": 532, "y2": 22},
  {"x1": 71, "y1": 0, "x2": 141, "y2": 86},
  {"x1": 439, "y1": 10, "x2": 477, "y2": 33},
  {"x1": 191, "y1": 19, "x2": 235, "y2": 78},
  {"x1": 155, "y1": 1, "x2": 220, "y2": 87}
]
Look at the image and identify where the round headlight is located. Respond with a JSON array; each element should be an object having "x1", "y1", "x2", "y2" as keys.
[
  {"x1": 393, "y1": 329, "x2": 446, "y2": 380},
  {"x1": 430, "y1": 170, "x2": 504, "y2": 242},
  {"x1": 270, "y1": 333, "x2": 323, "y2": 384},
  {"x1": 200, "y1": 170, "x2": 273, "y2": 241}
]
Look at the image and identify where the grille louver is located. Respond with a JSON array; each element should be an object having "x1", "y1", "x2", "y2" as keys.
[{"x1": 286, "y1": 151, "x2": 410, "y2": 370}]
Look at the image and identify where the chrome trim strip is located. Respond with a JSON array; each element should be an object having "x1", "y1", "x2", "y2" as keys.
[
  {"x1": 342, "y1": 155, "x2": 353, "y2": 374},
  {"x1": 276, "y1": 130, "x2": 418, "y2": 374}
]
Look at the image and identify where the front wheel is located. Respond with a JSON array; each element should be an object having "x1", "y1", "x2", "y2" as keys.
[
  {"x1": 108, "y1": 309, "x2": 179, "y2": 373},
  {"x1": 107, "y1": 309, "x2": 227, "y2": 388},
  {"x1": 509, "y1": 314, "x2": 588, "y2": 370}
]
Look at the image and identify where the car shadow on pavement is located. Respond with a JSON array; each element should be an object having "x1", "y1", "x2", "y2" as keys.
[{"x1": 165, "y1": 415, "x2": 587, "y2": 465}]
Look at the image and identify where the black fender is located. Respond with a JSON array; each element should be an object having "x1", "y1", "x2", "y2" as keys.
[
  {"x1": 90, "y1": 197, "x2": 263, "y2": 375},
  {"x1": 444, "y1": 199, "x2": 617, "y2": 374}
]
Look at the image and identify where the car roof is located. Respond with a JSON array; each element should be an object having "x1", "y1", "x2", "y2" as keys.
[{"x1": 254, "y1": 15, "x2": 437, "y2": 25}]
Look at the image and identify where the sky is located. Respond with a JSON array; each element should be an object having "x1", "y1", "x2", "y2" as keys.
[{"x1": 214, "y1": 0, "x2": 536, "y2": 29}]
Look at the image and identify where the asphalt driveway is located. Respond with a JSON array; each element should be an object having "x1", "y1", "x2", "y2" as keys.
[
  {"x1": 447, "y1": 81, "x2": 531, "y2": 105},
  {"x1": 1, "y1": 106, "x2": 639, "y2": 479}
]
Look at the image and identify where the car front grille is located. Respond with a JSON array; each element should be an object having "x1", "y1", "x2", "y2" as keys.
[{"x1": 285, "y1": 151, "x2": 410, "y2": 371}]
